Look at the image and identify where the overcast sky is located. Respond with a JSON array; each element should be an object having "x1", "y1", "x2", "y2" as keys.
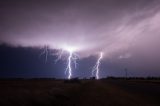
[{"x1": 0, "y1": 0, "x2": 160, "y2": 78}]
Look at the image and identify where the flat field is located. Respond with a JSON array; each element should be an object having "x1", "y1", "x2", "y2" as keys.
[{"x1": 0, "y1": 79, "x2": 159, "y2": 106}]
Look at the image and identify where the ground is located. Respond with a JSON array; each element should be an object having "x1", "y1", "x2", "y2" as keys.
[{"x1": 0, "y1": 79, "x2": 160, "y2": 106}]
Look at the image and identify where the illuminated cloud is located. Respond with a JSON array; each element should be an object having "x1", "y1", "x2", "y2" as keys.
[{"x1": 0, "y1": 0, "x2": 160, "y2": 59}]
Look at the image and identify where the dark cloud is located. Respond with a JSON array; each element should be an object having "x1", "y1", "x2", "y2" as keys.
[{"x1": 0, "y1": 44, "x2": 65, "y2": 78}]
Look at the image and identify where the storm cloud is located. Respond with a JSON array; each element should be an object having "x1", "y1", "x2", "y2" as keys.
[{"x1": 0, "y1": 0, "x2": 160, "y2": 77}]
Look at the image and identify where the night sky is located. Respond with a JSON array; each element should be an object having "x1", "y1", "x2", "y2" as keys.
[{"x1": 0, "y1": 0, "x2": 160, "y2": 78}]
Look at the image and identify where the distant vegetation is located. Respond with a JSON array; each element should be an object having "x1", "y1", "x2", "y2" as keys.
[{"x1": 103, "y1": 76, "x2": 160, "y2": 80}]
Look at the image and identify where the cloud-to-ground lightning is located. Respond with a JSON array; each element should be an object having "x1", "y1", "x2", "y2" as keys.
[
  {"x1": 65, "y1": 51, "x2": 72, "y2": 79},
  {"x1": 53, "y1": 46, "x2": 79, "y2": 79},
  {"x1": 64, "y1": 48, "x2": 78, "y2": 79},
  {"x1": 92, "y1": 52, "x2": 103, "y2": 79},
  {"x1": 39, "y1": 45, "x2": 79, "y2": 79}
]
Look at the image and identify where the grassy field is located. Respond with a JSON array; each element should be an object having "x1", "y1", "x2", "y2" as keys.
[{"x1": 0, "y1": 79, "x2": 160, "y2": 106}]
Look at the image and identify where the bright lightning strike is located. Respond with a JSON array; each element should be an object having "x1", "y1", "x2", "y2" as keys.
[
  {"x1": 64, "y1": 47, "x2": 78, "y2": 79},
  {"x1": 65, "y1": 51, "x2": 73, "y2": 79},
  {"x1": 92, "y1": 52, "x2": 103, "y2": 79},
  {"x1": 39, "y1": 45, "x2": 79, "y2": 79},
  {"x1": 66, "y1": 52, "x2": 78, "y2": 79},
  {"x1": 54, "y1": 46, "x2": 79, "y2": 79}
]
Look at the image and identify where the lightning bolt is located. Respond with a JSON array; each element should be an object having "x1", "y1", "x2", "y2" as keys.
[
  {"x1": 92, "y1": 52, "x2": 103, "y2": 79},
  {"x1": 53, "y1": 47, "x2": 78, "y2": 79},
  {"x1": 39, "y1": 45, "x2": 49, "y2": 63},
  {"x1": 66, "y1": 51, "x2": 72, "y2": 79},
  {"x1": 65, "y1": 51, "x2": 78, "y2": 79},
  {"x1": 40, "y1": 45, "x2": 79, "y2": 79}
]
